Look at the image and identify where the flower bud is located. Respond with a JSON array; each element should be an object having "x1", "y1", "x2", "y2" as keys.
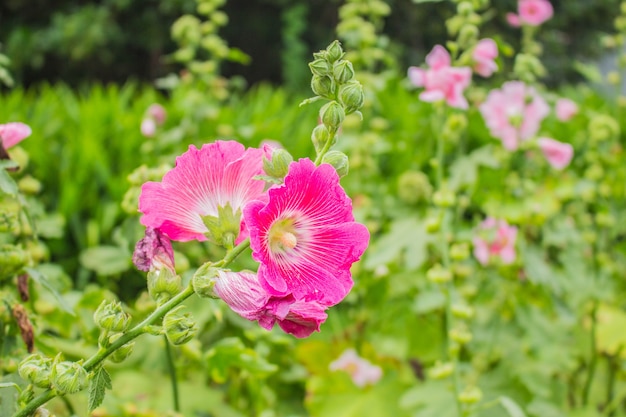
[
  {"x1": 458, "y1": 386, "x2": 483, "y2": 404},
  {"x1": 163, "y1": 306, "x2": 198, "y2": 345},
  {"x1": 588, "y1": 115, "x2": 620, "y2": 143},
  {"x1": 0, "y1": 244, "x2": 28, "y2": 281},
  {"x1": 427, "y1": 264, "x2": 453, "y2": 284},
  {"x1": 458, "y1": 24, "x2": 479, "y2": 48},
  {"x1": 93, "y1": 300, "x2": 131, "y2": 333},
  {"x1": 326, "y1": 40, "x2": 345, "y2": 63},
  {"x1": 452, "y1": 304, "x2": 474, "y2": 319},
  {"x1": 18, "y1": 176, "x2": 42, "y2": 195},
  {"x1": 51, "y1": 360, "x2": 89, "y2": 394},
  {"x1": 425, "y1": 215, "x2": 442, "y2": 233},
  {"x1": 450, "y1": 243, "x2": 470, "y2": 261},
  {"x1": 191, "y1": 263, "x2": 220, "y2": 298},
  {"x1": 311, "y1": 124, "x2": 332, "y2": 153},
  {"x1": 333, "y1": 60, "x2": 355, "y2": 84},
  {"x1": 322, "y1": 151, "x2": 349, "y2": 177},
  {"x1": 457, "y1": 1, "x2": 473, "y2": 16},
  {"x1": 309, "y1": 58, "x2": 330, "y2": 76},
  {"x1": 147, "y1": 268, "x2": 182, "y2": 304},
  {"x1": 263, "y1": 148, "x2": 293, "y2": 179},
  {"x1": 433, "y1": 189, "x2": 456, "y2": 208},
  {"x1": 449, "y1": 327, "x2": 473, "y2": 345},
  {"x1": 320, "y1": 101, "x2": 346, "y2": 130},
  {"x1": 428, "y1": 362, "x2": 454, "y2": 379},
  {"x1": 19, "y1": 354, "x2": 52, "y2": 388},
  {"x1": 338, "y1": 80, "x2": 364, "y2": 114},
  {"x1": 311, "y1": 75, "x2": 334, "y2": 99},
  {"x1": 108, "y1": 334, "x2": 135, "y2": 363},
  {"x1": 397, "y1": 171, "x2": 432, "y2": 205}
]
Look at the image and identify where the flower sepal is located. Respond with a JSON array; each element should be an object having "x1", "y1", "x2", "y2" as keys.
[{"x1": 201, "y1": 203, "x2": 242, "y2": 249}]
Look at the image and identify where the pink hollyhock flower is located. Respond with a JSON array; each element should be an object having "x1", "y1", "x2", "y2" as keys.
[
  {"x1": 244, "y1": 159, "x2": 369, "y2": 306},
  {"x1": 132, "y1": 227, "x2": 176, "y2": 273},
  {"x1": 472, "y1": 39, "x2": 498, "y2": 78},
  {"x1": 408, "y1": 45, "x2": 472, "y2": 109},
  {"x1": 473, "y1": 218, "x2": 517, "y2": 265},
  {"x1": 139, "y1": 141, "x2": 270, "y2": 242},
  {"x1": 0, "y1": 122, "x2": 32, "y2": 149},
  {"x1": 212, "y1": 270, "x2": 327, "y2": 338},
  {"x1": 147, "y1": 103, "x2": 167, "y2": 126},
  {"x1": 555, "y1": 98, "x2": 578, "y2": 121},
  {"x1": 329, "y1": 349, "x2": 383, "y2": 388},
  {"x1": 140, "y1": 118, "x2": 157, "y2": 137},
  {"x1": 479, "y1": 81, "x2": 550, "y2": 150},
  {"x1": 537, "y1": 137, "x2": 574, "y2": 170},
  {"x1": 507, "y1": 0, "x2": 553, "y2": 27}
]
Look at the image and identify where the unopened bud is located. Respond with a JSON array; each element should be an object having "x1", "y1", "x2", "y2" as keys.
[
  {"x1": 333, "y1": 60, "x2": 355, "y2": 84},
  {"x1": 320, "y1": 101, "x2": 346, "y2": 130},
  {"x1": 309, "y1": 58, "x2": 331, "y2": 76},
  {"x1": 398, "y1": 171, "x2": 432, "y2": 205},
  {"x1": 433, "y1": 189, "x2": 456, "y2": 207},
  {"x1": 425, "y1": 216, "x2": 441, "y2": 233},
  {"x1": 51, "y1": 360, "x2": 89, "y2": 394},
  {"x1": 428, "y1": 362, "x2": 454, "y2": 379},
  {"x1": 93, "y1": 300, "x2": 131, "y2": 333},
  {"x1": 450, "y1": 327, "x2": 473, "y2": 344},
  {"x1": 326, "y1": 40, "x2": 345, "y2": 63},
  {"x1": 457, "y1": 1, "x2": 474, "y2": 16},
  {"x1": 311, "y1": 124, "x2": 332, "y2": 153},
  {"x1": 147, "y1": 268, "x2": 182, "y2": 304},
  {"x1": 163, "y1": 306, "x2": 198, "y2": 345},
  {"x1": 311, "y1": 75, "x2": 334, "y2": 98},
  {"x1": 322, "y1": 151, "x2": 349, "y2": 177},
  {"x1": 450, "y1": 243, "x2": 470, "y2": 261},
  {"x1": 458, "y1": 386, "x2": 483, "y2": 404},
  {"x1": 192, "y1": 263, "x2": 220, "y2": 298},
  {"x1": 18, "y1": 176, "x2": 42, "y2": 195},
  {"x1": 452, "y1": 304, "x2": 474, "y2": 319},
  {"x1": 458, "y1": 24, "x2": 479, "y2": 48},
  {"x1": 427, "y1": 264, "x2": 452, "y2": 283},
  {"x1": 263, "y1": 148, "x2": 293, "y2": 179},
  {"x1": 0, "y1": 244, "x2": 28, "y2": 281},
  {"x1": 19, "y1": 354, "x2": 52, "y2": 388},
  {"x1": 108, "y1": 334, "x2": 135, "y2": 363},
  {"x1": 338, "y1": 80, "x2": 364, "y2": 114}
]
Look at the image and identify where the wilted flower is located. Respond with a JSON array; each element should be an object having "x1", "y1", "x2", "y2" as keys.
[
  {"x1": 472, "y1": 39, "x2": 498, "y2": 78},
  {"x1": 473, "y1": 217, "x2": 517, "y2": 265},
  {"x1": 0, "y1": 122, "x2": 32, "y2": 149},
  {"x1": 555, "y1": 98, "x2": 579, "y2": 121},
  {"x1": 132, "y1": 227, "x2": 175, "y2": 272},
  {"x1": 506, "y1": 0, "x2": 553, "y2": 27},
  {"x1": 408, "y1": 45, "x2": 472, "y2": 109},
  {"x1": 244, "y1": 159, "x2": 369, "y2": 306},
  {"x1": 139, "y1": 141, "x2": 270, "y2": 243},
  {"x1": 479, "y1": 81, "x2": 550, "y2": 150},
  {"x1": 537, "y1": 137, "x2": 574, "y2": 170},
  {"x1": 329, "y1": 349, "x2": 382, "y2": 387}
]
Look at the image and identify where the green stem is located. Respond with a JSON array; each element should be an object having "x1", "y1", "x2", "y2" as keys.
[
  {"x1": 582, "y1": 301, "x2": 598, "y2": 407},
  {"x1": 14, "y1": 239, "x2": 251, "y2": 417},
  {"x1": 164, "y1": 335, "x2": 180, "y2": 412},
  {"x1": 313, "y1": 127, "x2": 338, "y2": 165}
]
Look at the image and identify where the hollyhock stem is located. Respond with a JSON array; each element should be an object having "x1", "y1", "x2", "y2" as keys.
[
  {"x1": 313, "y1": 127, "x2": 338, "y2": 165},
  {"x1": 582, "y1": 236, "x2": 601, "y2": 407},
  {"x1": 14, "y1": 239, "x2": 251, "y2": 417},
  {"x1": 164, "y1": 335, "x2": 181, "y2": 412}
]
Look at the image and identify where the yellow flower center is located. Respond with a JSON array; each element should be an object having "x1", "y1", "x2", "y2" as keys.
[{"x1": 268, "y1": 218, "x2": 298, "y2": 253}]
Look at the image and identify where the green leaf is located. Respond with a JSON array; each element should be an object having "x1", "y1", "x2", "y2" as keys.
[
  {"x1": 0, "y1": 167, "x2": 18, "y2": 195},
  {"x1": 88, "y1": 366, "x2": 112, "y2": 412},
  {"x1": 205, "y1": 337, "x2": 277, "y2": 383},
  {"x1": 364, "y1": 218, "x2": 432, "y2": 271},
  {"x1": 79, "y1": 245, "x2": 130, "y2": 276},
  {"x1": 499, "y1": 396, "x2": 527, "y2": 417},
  {"x1": 24, "y1": 266, "x2": 75, "y2": 315},
  {"x1": 448, "y1": 145, "x2": 499, "y2": 191}
]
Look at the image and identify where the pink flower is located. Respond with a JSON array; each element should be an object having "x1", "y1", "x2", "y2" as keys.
[
  {"x1": 139, "y1": 141, "x2": 270, "y2": 242},
  {"x1": 537, "y1": 137, "x2": 574, "y2": 170},
  {"x1": 140, "y1": 118, "x2": 157, "y2": 137},
  {"x1": 472, "y1": 39, "x2": 498, "y2": 78},
  {"x1": 479, "y1": 81, "x2": 550, "y2": 150},
  {"x1": 147, "y1": 104, "x2": 167, "y2": 126},
  {"x1": 473, "y1": 218, "x2": 517, "y2": 265},
  {"x1": 212, "y1": 270, "x2": 327, "y2": 338},
  {"x1": 132, "y1": 227, "x2": 176, "y2": 273},
  {"x1": 408, "y1": 45, "x2": 472, "y2": 109},
  {"x1": 244, "y1": 159, "x2": 369, "y2": 306},
  {"x1": 329, "y1": 349, "x2": 383, "y2": 388},
  {"x1": 555, "y1": 98, "x2": 578, "y2": 121},
  {"x1": 0, "y1": 122, "x2": 32, "y2": 149},
  {"x1": 507, "y1": 0, "x2": 553, "y2": 27}
]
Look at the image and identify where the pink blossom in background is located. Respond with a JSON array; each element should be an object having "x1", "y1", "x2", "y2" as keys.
[
  {"x1": 472, "y1": 39, "x2": 499, "y2": 78},
  {"x1": 473, "y1": 217, "x2": 517, "y2": 265},
  {"x1": 147, "y1": 103, "x2": 167, "y2": 126},
  {"x1": 212, "y1": 270, "x2": 327, "y2": 338},
  {"x1": 139, "y1": 141, "x2": 270, "y2": 242},
  {"x1": 132, "y1": 227, "x2": 176, "y2": 273},
  {"x1": 329, "y1": 349, "x2": 383, "y2": 388},
  {"x1": 140, "y1": 118, "x2": 157, "y2": 137},
  {"x1": 537, "y1": 137, "x2": 574, "y2": 170},
  {"x1": 408, "y1": 45, "x2": 472, "y2": 109},
  {"x1": 0, "y1": 122, "x2": 32, "y2": 149},
  {"x1": 479, "y1": 81, "x2": 550, "y2": 150},
  {"x1": 555, "y1": 98, "x2": 579, "y2": 121},
  {"x1": 244, "y1": 158, "x2": 369, "y2": 306},
  {"x1": 507, "y1": 0, "x2": 553, "y2": 27}
]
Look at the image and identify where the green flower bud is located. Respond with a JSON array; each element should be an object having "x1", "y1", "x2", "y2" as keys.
[
  {"x1": 210, "y1": 10, "x2": 228, "y2": 26},
  {"x1": 93, "y1": 300, "x2": 131, "y2": 333},
  {"x1": 450, "y1": 243, "x2": 470, "y2": 261},
  {"x1": 428, "y1": 362, "x2": 454, "y2": 379},
  {"x1": 397, "y1": 171, "x2": 432, "y2": 205},
  {"x1": 147, "y1": 268, "x2": 182, "y2": 305},
  {"x1": 458, "y1": 386, "x2": 483, "y2": 404},
  {"x1": 311, "y1": 75, "x2": 334, "y2": 99},
  {"x1": 322, "y1": 151, "x2": 349, "y2": 177},
  {"x1": 425, "y1": 217, "x2": 441, "y2": 233},
  {"x1": 584, "y1": 164, "x2": 604, "y2": 181},
  {"x1": 596, "y1": 212, "x2": 615, "y2": 228},
  {"x1": 449, "y1": 327, "x2": 473, "y2": 345},
  {"x1": 108, "y1": 334, "x2": 135, "y2": 363},
  {"x1": 17, "y1": 176, "x2": 42, "y2": 195},
  {"x1": 163, "y1": 306, "x2": 198, "y2": 346},
  {"x1": 452, "y1": 304, "x2": 474, "y2": 319},
  {"x1": 51, "y1": 360, "x2": 89, "y2": 394},
  {"x1": 588, "y1": 115, "x2": 620, "y2": 142},
  {"x1": 0, "y1": 244, "x2": 28, "y2": 281},
  {"x1": 427, "y1": 264, "x2": 453, "y2": 284},
  {"x1": 192, "y1": 263, "x2": 220, "y2": 298},
  {"x1": 320, "y1": 101, "x2": 345, "y2": 130},
  {"x1": 338, "y1": 80, "x2": 364, "y2": 114},
  {"x1": 333, "y1": 60, "x2": 355, "y2": 84},
  {"x1": 311, "y1": 124, "x2": 332, "y2": 153},
  {"x1": 458, "y1": 24, "x2": 479, "y2": 48},
  {"x1": 19, "y1": 354, "x2": 53, "y2": 388},
  {"x1": 326, "y1": 40, "x2": 345, "y2": 63},
  {"x1": 433, "y1": 189, "x2": 456, "y2": 208},
  {"x1": 309, "y1": 58, "x2": 330, "y2": 76},
  {"x1": 446, "y1": 15, "x2": 464, "y2": 36},
  {"x1": 457, "y1": 1, "x2": 474, "y2": 16},
  {"x1": 263, "y1": 148, "x2": 293, "y2": 179}
]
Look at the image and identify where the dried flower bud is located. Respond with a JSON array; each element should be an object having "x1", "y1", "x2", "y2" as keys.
[
  {"x1": 51, "y1": 360, "x2": 89, "y2": 394},
  {"x1": 163, "y1": 306, "x2": 198, "y2": 345},
  {"x1": 338, "y1": 80, "x2": 364, "y2": 114},
  {"x1": 320, "y1": 101, "x2": 346, "y2": 130},
  {"x1": 322, "y1": 151, "x2": 349, "y2": 177},
  {"x1": 19, "y1": 354, "x2": 52, "y2": 388},
  {"x1": 93, "y1": 300, "x2": 131, "y2": 333}
]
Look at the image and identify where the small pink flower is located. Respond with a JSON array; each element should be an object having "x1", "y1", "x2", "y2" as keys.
[
  {"x1": 537, "y1": 137, "x2": 573, "y2": 170},
  {"x1": 472, "y1": 39, "x2": 498, "y2": 78},
  {"x1": 139, "y1": 141, "x2": 270, "y2": 242},
  {"x1": 0, "y1": 122, "x2": 32, "y2": 149},
  {"x1": 140, "y1": 118, "x2": 157, "y2": 137},
  {"x1": 473, "y1": 217, "x2": 517, "y2": 265},
  {"x1": 329, "y1": 349, "x2": 383, "y2": 388},
  {"x1": 408, "y1": 45, "x2": 472, "y2": 109},
  {"x1": 132, "y1": 227, "x2": 176, "y2": 273},
  {"x1": 147, "y1": 104, "x2": 167, "y2": 126},
  {"x1": 555, "y1": 98, "x2": 578, "y2": 121},
  {"x1": 507, "y1": 0, "x2": 553, "y2": 27},
  {"x1": 479, "y1": 81, "x2": 550, "y2": 150},
  {"x1": 213, "y1": 270, "x2": 327, "y2": 338},
  {"x1": 244, "y1": 159, "x2": 369, "y2": 306}
]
